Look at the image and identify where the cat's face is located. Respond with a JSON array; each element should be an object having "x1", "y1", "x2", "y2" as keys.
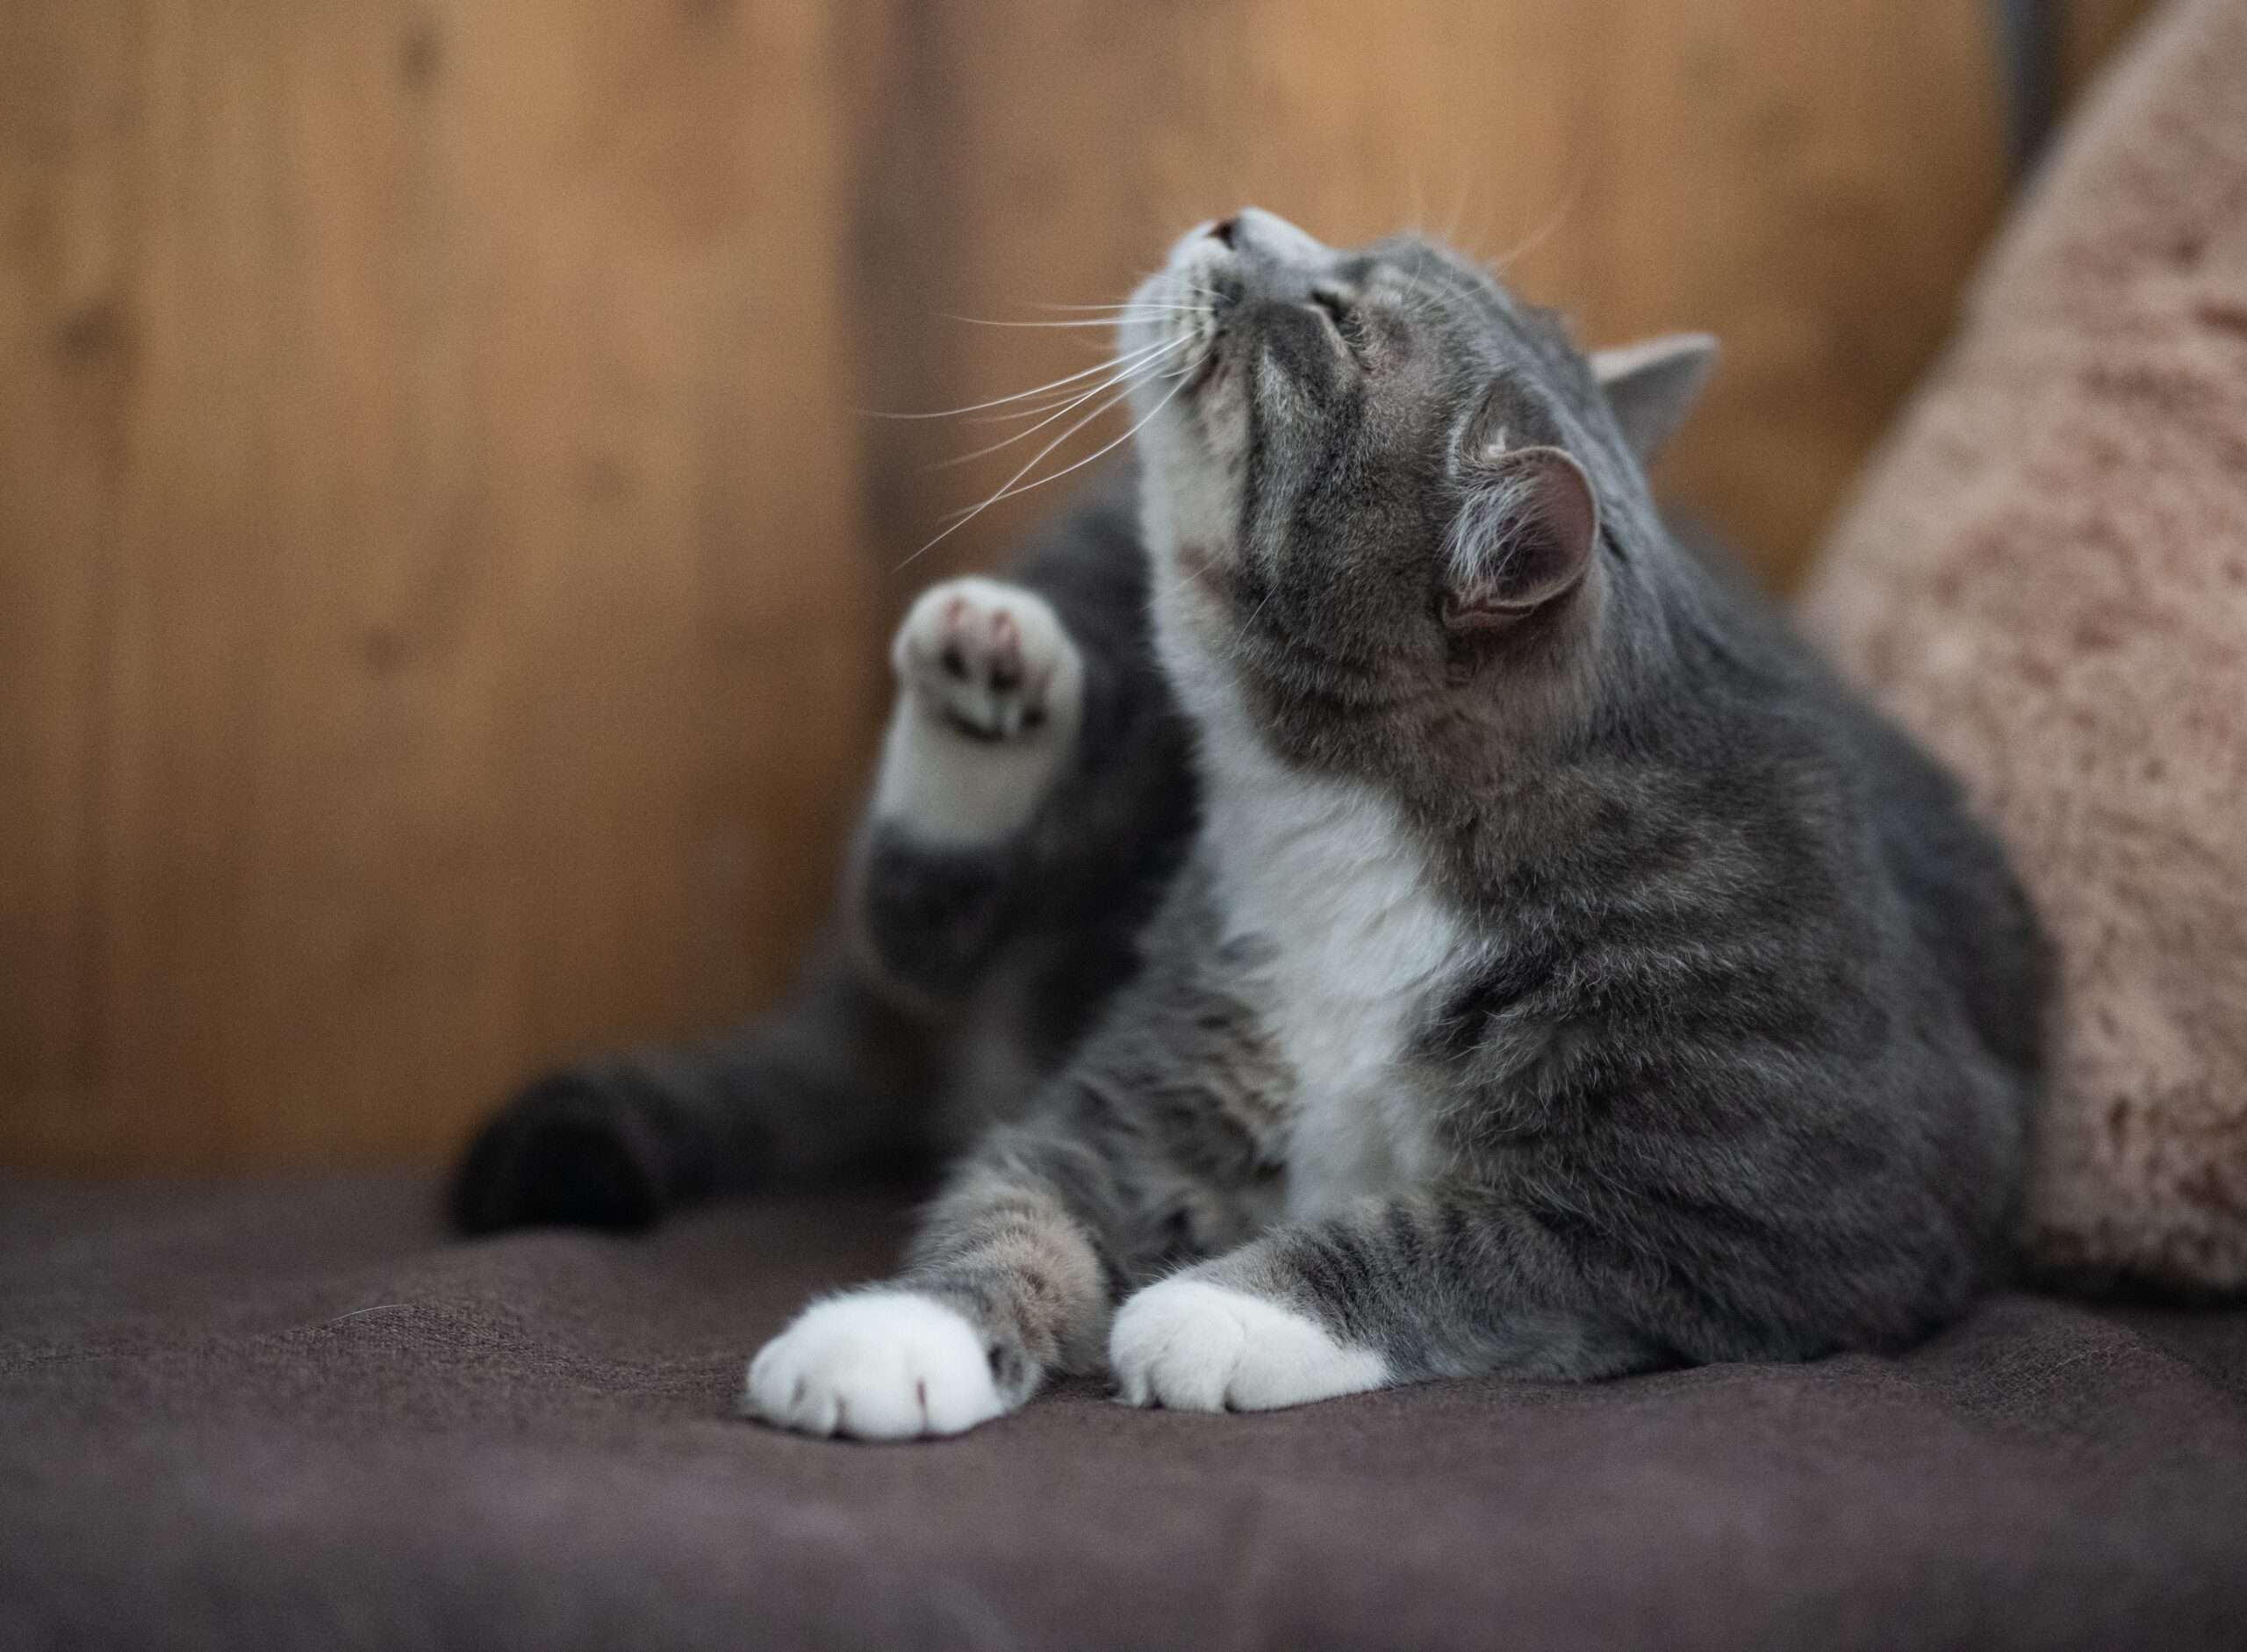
[{"x1": 1123, "y1": 210, "x2": 1709, "y2": 739}]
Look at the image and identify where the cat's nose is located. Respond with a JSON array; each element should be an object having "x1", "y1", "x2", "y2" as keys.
[{"x1": 1223, "y1": 208, "x2": 1326, "y2": 264}]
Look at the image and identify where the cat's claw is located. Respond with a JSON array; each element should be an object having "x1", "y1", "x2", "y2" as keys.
[
  {"x1": 1109, "y1": 1278, "x2": 1389, "y2": 1412},
  {"x1": 893, "y1": 577, "x2": 1081, "y2": 745},
  {"x1": 743, "y1": 1292, "x2": 1005, "y2": 1440}
]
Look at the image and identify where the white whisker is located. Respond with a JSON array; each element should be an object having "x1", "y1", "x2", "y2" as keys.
[
  {"x1": 958, "y1": 337, "x2": 1189, "y2": 426},
  {"x1": 1026, "y1": 300, "x2": 1200, "y2": 314},
  {"x1": 899, "y1": 348, "x2": 1204, "y2": 571},
  {"x1": 935, "y1": 385, "x2": 1138, "y2": 523},
  {"x1": 927, "y1": 340, "x2": 1188, "y2": 470},
  {"x1": 965, "y1": 335, "x2": 1191, "y2": 424},
  {"x1": 1490, "y1": 167, "x2": 1587, "y2": 274},
  {"x1": 859, "y1": 341, "x2": 1177, "y2": 422},
  {"x1": 943, "y1": 357, "x2": 1200, "y2": 523},
  {"x1": 943, "y1": 315, "x2": 1150, "y2": 330}
]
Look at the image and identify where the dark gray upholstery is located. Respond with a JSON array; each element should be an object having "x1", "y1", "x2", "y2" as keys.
[{"x1": 5, "y1": 1182, "x2": 2244, "y2": 1650}]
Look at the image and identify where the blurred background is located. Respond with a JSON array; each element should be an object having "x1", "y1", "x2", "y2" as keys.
[{"x1": 2, "y1": 0, "x2": 2153, "y2": 1177}]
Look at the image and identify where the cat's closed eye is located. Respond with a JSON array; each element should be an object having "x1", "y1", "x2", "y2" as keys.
[{"x1": 1310, "y1": 290, "x2": 1364, "y2": 353}]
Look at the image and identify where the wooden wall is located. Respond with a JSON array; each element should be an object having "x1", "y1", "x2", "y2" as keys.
[{"x1": 0, "y1": 0, "x2": 2150, "y2": 1175}]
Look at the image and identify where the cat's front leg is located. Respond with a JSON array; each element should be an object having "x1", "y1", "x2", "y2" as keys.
[
  {"x1": 847, "y1": 577, "x2": 1087, "y2": 1005},
  {"x1": 1111, "y1": 1192, "x2": 1662, "y2": 1412},
  {"x1": 741, "y1": 1133, "x2": 1118, "y2": 1440},
  {"x1": 745, "y1": 876, "x2": 1284, "y2": 1440},
  {"x1": 1109, "y1": 1275, "x2": 1389, "y2": 1411}
]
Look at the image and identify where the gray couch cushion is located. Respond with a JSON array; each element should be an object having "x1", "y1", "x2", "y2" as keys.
[{"x1": 4, "y1": 1182, "x2": 2244, "y2": 1650}]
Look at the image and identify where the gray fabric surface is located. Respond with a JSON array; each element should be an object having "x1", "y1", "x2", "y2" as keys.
[{"x1": 4, "y1": 1182, "x2": 2244, "y2": 1651}]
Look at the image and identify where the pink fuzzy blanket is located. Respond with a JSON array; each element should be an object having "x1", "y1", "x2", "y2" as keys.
[{"x1": 1801, "y1": 0, "x2": 2247, "y2": 1290}]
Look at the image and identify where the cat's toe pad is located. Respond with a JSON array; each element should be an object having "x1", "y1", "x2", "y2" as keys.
[
  {"x1": 743, "y1": 1292, "x2": 1004, "y2": 1440},
  {"x1": 893, "y1": 577, "x2": 1081, "y2": 743},
  {"x1": 1109, "y1": 1278, "x2": 1387, "y2": 1412}
]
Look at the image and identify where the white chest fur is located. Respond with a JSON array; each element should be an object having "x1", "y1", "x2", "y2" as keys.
[{"x1": 1191, "y1": 690, "x2": 1468, "y2": 1222}]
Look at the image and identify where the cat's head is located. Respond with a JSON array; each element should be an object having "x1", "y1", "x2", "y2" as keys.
[{"x1": 1121, "y1": 209, "x2": 1714, "y2": 753}]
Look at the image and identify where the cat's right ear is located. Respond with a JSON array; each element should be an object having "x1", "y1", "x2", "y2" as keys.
[
  {"x1": 1591, "y1": 333, "x2": 1718, "y2": 462},
  {"x1": 1443, "y1": 445, "x2": 1599, "y2": 632}
]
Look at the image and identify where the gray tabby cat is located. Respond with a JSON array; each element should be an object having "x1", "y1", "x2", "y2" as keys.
[{"x1": 462, "y1": 210, "x2": 2047, "y2": 1440}]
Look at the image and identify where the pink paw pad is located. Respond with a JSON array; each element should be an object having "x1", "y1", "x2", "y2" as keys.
[{"x1": 895, "y1": 578, "x2": 1079, "y2": 743}]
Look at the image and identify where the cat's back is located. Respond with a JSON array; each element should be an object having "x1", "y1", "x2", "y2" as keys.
[{"x1": 1673, "y1": 522, "x2": 2046, "y2": 1088}]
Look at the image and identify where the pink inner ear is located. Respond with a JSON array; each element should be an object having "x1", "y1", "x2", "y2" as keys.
[{"x1": 1447, "y1": 447, "x2": 1598, "y2": 628}]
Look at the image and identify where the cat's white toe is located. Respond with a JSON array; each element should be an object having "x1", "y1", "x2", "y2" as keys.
[
  {"x1": 742, "y1": 1292, "x2": 1004, "y2": 1440},
  {"x1": 1108, "y1": 1278, "x2": 1388, "y2": 1412},
  {"x1": 892, "y1": 577, "x2": 1083, "y2": 744}
]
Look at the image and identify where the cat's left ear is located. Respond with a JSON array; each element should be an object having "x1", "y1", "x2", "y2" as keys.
[
  {"x1": 1591, "y1": 333, "x2": 1719, "y2": 462},
  {"x1": 1444, "y1": 445, "x2": 1598, "y2": 632}
]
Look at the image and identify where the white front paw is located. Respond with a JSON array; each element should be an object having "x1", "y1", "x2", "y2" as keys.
[
  {"x1": 1109, "y1": 1278, "x2": 1388, "y2": 1412},
  {"x1": 875, "y1": 578, "x2": 1086, "y2": 844},
  {"x1": 892, "y1": 577, "x2": 1082, "y2": 744},
  {"x1": 742, "y1": 1292, "x2": 1005, "y2": 1440}
]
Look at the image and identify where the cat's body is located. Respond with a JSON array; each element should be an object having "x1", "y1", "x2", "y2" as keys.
[{"x1": 457, "y1": 212, "x2": 2046, "y2": 1439}]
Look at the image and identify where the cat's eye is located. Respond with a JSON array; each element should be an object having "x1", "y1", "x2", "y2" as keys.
[{"x1": 1310, "y1": 290, "x2": 1366, "y2": 355}]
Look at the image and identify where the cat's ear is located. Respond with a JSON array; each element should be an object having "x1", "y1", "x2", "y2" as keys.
[
  {"x1": 1590, "y1": 333, "x2": 1718, "y2": 462},
  {"x1": 1444, "y1": 445, "x2": 1598, "y2": 631}
]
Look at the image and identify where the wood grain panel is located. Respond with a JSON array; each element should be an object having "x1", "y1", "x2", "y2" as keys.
[
  {"x1": 2, "y1": 0, "x2": 872, "y2": 1173},
  {"x1": 0, "y1": 2, "x2": 2150, "y2": 1174},
  {"x1": 0, "y1": 0, "x2": 145, "y2": 1167}
]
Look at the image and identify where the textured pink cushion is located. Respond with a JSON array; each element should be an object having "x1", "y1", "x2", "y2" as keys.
[{"x1": 1799, "y1": 0, "x2": 2247, "y2": 1289}]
